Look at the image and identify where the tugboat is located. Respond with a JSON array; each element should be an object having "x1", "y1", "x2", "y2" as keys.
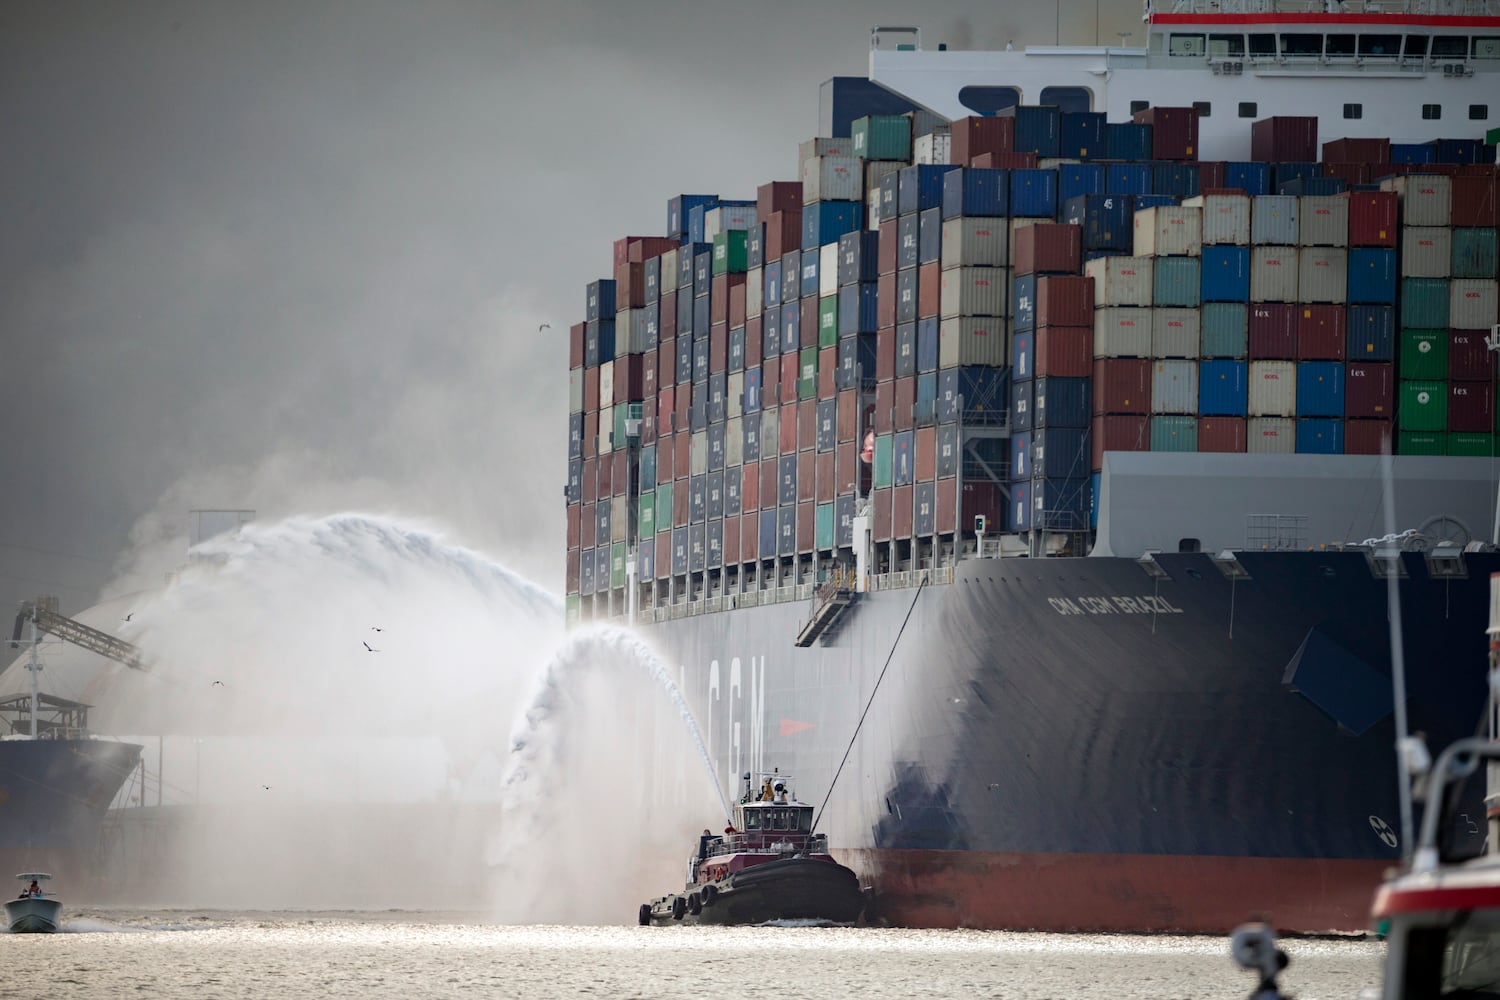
[
  {"x1": 638, "y1": 770, "x2": 868, "y2": 926},
  {"x1": 5, "y1": 873, "x2": 61, "y2": 933}
]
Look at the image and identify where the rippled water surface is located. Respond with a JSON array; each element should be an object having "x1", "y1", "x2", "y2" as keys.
[{"x1": 0, "y1": 911, "x2": 1384, "y2": 999}]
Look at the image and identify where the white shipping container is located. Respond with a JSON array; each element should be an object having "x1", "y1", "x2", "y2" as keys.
[
  {"x1": 611, "y1": 496, "x2": 629, "y2": 544},
  {"x1": 569, "y1": 369, "x2": 584, "y2": 414},
  {"x1": 1251, "y1": 245, "x2": 1300, "y2": 302},
  {"x1": 1298, "y1": 247, "x2": 1348, "y2": 303},
  {"x1": 1401, "y1": 227, "x2": 1453, "y2": 278},
  {"x1": 799, "y1": 137, "x2": 853, "y2": 168},
  {"x1": 1085, "y1": 256, "x2": 1154, "y2": 307},
  {"x1": 1248, "y1": 360, "x2": 1297, "y2": 417},
  {"x1": 1151, "y1": 308, "x2": 1202, "y2": 358},
  {"x1": 1183, "y1": 193, "x2": 1251, "y2": 246},
  {"x1": 939, "y1": 266, "x2": 1008, "y2": 319},
  {"x1": 1296, "y1": 196, "x2": 1348, "y2": 248},
  {"x1": 599, "y1": 360, "x2": 615, "y2": 409},
  {"x1": 802, "y1": 155, "x2": 863, "y2": 203},
  {"x1": 914, "y1": 132, "x2": 951, "y2": 165},
  {"x1": 1151, "y1": 359, "x2": 1200, "y2": 414},
  {"x1": 1247, "y1": 417, "x2": 1296, "y2": 454},
  {"x1": 627, "y1": 307, "x2": 650, "y2": 354},
  {"x1": 659, "y1": 249, "x2": 679, "y2": 293},
  {"x1": 690, "y1": 430, "x2": 708, "y2": 477},
  {"x1": 599, "y1": 404, "x2": 614, "y2": 454},
  {"x1": 728, "y1": 372, "x2": 744, "y2": 420},
  {"x1": 1450, "y1": 278, "x2": 1500, "y2": 330},
  {"x1": 1133, "y1": 206, "x2": 1203, "y2": 258},
  {"x1": 1251, "y1": 195, "x2": 1299, "y2": 246},
  {"x1": 760, "y1": 406, "x2": 779, "y2": 451},
  {"x1": 747, "y1": 266, "x2": 763, "y2": 319},
  {"x1": 1093, "y1": 307, "x2": 1153, "y2": 357},
  {"x1": 941, "y1": 217, "x2": 1009, "y2": 268},
  {"x1": 820, "y1": 243, "x2": 839, "y2": 298},
  {"x1": 726, "y1": 416, "x2": 744, "y2": 467},
  {"x1": 866, "y1": 187, "x2": 882, "y2": 230},
  {"x1": 938, "y1": 317, "x2": 1009, "y2": 368},
  {"x1": 1380, "y1": 175, "x2": 1453, "y2": 227}
]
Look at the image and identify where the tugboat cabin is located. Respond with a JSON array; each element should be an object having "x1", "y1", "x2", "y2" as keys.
[{"x1": 690, "y1": 772, "x2": 832, "y2": 886}]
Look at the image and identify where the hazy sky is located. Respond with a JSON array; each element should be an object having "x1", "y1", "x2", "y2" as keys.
[{"x1": 0, "y1": 0, "x2": 1138, "y2": 617}]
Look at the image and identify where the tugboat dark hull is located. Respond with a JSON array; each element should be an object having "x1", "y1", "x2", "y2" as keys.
[{"x1": 643, "y1": 857, "x2": 866, "y2": 926}]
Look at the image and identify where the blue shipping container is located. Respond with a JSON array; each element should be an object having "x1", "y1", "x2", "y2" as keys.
[
  {"x1": 585, "y1": 279, "x2": 616, "y2": 322},
  {"x1": 1201, "y1": 245, "x2": 1251, "y2": 302},
  {"x1": 1002, "y1": 105, "x2": 1062, "y2": 158},
  {"x1": 1012, "y1": 272, "x2": 1037, "y2": 333},
  {"x1": 1223, "y1": 162, "x2": 1272, "y2": 196},
  {"x1": 1390, "y1": 143, "x2": 1436, "y2": 165},
  {"x1": 1296, "y1": 361, "x2": 1345, "y2": 417},
  {"x1": 1347, "y1": 248, "x2": 1398, "y2": 304},
  {"x1": 1033, "y1": 376, "x2": 1091, "y2": 429},
  {"x1": 1009, "y1": 374, "x2": 1034, "y2": 431},
  {"x1": 1134, "y1": 193, "x2": 1179, "y2": 211},
  {"x1": 1017, "y1": 476, "x2": 1091, "y2": 531},
  {"x1": 916, "y1": 371, "x2": 938, "y2": 423},
  {"x1": 1346, "y1": 304, "x2": 1396, "y2": 361},
  {"x1": 743, "y1": 367, "x2": 762, "y2": 412},
  {"x1": 1278, "y1": 176, "x2": 1347, "y2": 197},
  {"x1": 1033, "y1": 426, "x2": 1091, "y2": 478},
  {"x1": 802, "y1": 201, "x2": 863, "y2": 250},
  {"x1": 1009, "y1": 480, "x2": 1030, "y2": 531},
  {"x1": 917, "y1": 317, "x2": 939, "y2": 373},
  {"x1": 919, "y1": 206, "x2": 943, "y2": 263},
  {"x1": 836, "y1": 333, "x2": 876, "y2": 389},
  {"x1": 1090, "y1": 471, "x2": 1101, "y2": 528},
  {"x1": 944, "y1": 365, "x2": 1012, "y2": 424},
  {"x1": 764, "y1": 260, "x2": 783, "y2": 307},
  {"x1": 800, "y1": 249, "x2": 820, "y2": 298},
  {"x1": 1106, "y1": 122, "x2": 1153, "y2": 162},
  {"x1": 1010, "y1": 168, "x2": 1059, "y2": 218},
  {"x1": 1060, "y1": 111, "x2": 1107, "y2": 160},
  {"x1": 1154, "y1": 256, "x2": 1202, "y2": 308},
  {"x1": 838, "y1": 282, "x2": 879, "y2": 336},
  {"x1": 942, "y1": 168, "x2": 1010, "y2": 220},
  {"x1": 1106, "y1": 162, "x2": 1152, "y2": 196},
  {"x1": 1012, "y1": 330, "x2": 1035, "y2": 381},
  {"x1": 1063, "y1": 193, "x2": 1133, "y2": 251},
  {"x1": 1011, "y1": 431, "x2": 1032, "y2": 481},
  {"x1": 837, "y1": 230, "x2": 881, "y2": 285},
  {"x1": 1296, "y1": 418, "x2": 1344, "y2": 454},
  {"x1": 668, "y1": 194, "x2": 717, "y2": 240},
  {"x1": 899, "y1": 165, "x2": 958, "y2": 216},
  {"x1": 1429, "y1": 138, "x2": 1491, "y2": 164},
  {"x1": 1272, "y1": 162, "x2": 1322, "y2": 192},
  {"x1": 1198, "y1": 360, "x2": 1248, "y2": 416},
  {"x1": 1152, "y1": 161, "x2": 1200, "y2": 200},
  {"x1": 1057, "y1": 163, "x2": 1106, "y2": 206},
  {"x1": 584, "y1": 318, "x2": 616, "y2": 366}
]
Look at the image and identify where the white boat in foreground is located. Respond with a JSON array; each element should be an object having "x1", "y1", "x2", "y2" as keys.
[{"x1": 5, "y1": 873, "x2": 61, "y2": 933}]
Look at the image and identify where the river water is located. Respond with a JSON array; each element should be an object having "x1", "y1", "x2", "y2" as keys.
[{"x1": 2, "y1": 911, "x2": 1383, "y2": 1000}]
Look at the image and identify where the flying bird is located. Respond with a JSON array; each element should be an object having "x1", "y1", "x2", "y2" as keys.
[
  {"x1": 538, "y1": 323, "x2": 551, "y2": 332},
  {"x1": 122, "y1": 613, "x2": 133, "y2": 622},
  {"x1": 371, "y1": 626, "x2": 383, "y2": 632},
  {"x1": 262, "y1": 785, "x2": 272, "y2": 790},
  {"x1": 363, "y1": 641, "x2": 379, "y2": 652},
  {"x1": 211, "y1": 680, "x2": 225, "y2": 687}
]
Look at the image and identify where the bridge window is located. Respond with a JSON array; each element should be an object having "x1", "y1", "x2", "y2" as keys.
[
  {"x1": 1169, "y1": 34, "x2": 1205, "y2": 57},
  {"x1": 1472, "y1": 105, "x2": 1490, "y2": 120},
  {"x1": 1432, "y1": 36, "x2": 1467, "y2": 57},
  {"x1": 1209, "y1": 33, "x2": 1245, "y2": 57},
  {"x1": 1280, "y1": 34, "x2": 1322, "y2": 56},
  {"x1": 1249, "y1": 34, "x2": 1276, "y2": 57},
  {"x1": 1178, "y1": 538, "x2": 1201, "y2": 553},
  {"x1": 1327, "y1": 34, "x2": 1356, "y2": 56},
  {"x1": 1405, "y1": 35, "x2": 1429, "y2": 57},
  {"x1": 1344, "y1": 103, "x2": 1363, "y2": 119},
  {"x1": 745, "y1": 810, "x2": 761, "y2": 830},
  {"x1": 1475, "y1": 37, "x2": 1500, "y2": 58},
  {"x1": 1193, "y1": 101, "x2": 1212, "y2": 117},
  {"x1": 1238, "y1": 102, "x2": 1258, "y2": 118},
  {"x1": 1359, "y1": 34, "x2": 1400, "y2": 56},
  {"x1": 1130, "y1": 99, "x2": 1149, "y2": 114},
  {"x1": 1040, "y1": 86, "x2": 1092, "y2": 113},
  {"x1": 957, "y1": 86, "x2": 1020, "y2": 116},
  {"x1": 1423, "y1": 104, "x2": 1442, "y2": 120}
]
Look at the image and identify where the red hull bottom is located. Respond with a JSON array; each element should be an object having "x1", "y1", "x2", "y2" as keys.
[{"x1": 842, "y1": 849, "x2": 1387, "y2": 933}]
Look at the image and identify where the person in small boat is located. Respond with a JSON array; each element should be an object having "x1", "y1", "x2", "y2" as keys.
[{"x1": 20, "y1": 880, "x2": 39, "y2": 898}]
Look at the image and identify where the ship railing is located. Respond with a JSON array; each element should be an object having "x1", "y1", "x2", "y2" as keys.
[{"x1": 704, "y1": 831, "x2": 824, "y2": 859}]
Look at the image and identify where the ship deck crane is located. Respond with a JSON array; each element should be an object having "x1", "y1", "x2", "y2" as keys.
[{"x1": 4, "y1": 596, "x2": 147, "y2": 739}]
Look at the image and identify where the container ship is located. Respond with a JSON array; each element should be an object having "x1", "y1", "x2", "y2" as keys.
[{"x1": 561, "y1": 0, "x2": 1500, "y2": 932}]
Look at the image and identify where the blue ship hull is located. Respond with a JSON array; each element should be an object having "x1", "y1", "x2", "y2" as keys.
[{"x1": 0, "y1": 738, "x2": 144, "y2": 879}]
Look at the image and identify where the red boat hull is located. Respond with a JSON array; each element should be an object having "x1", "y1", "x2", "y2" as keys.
[{"x1": 844, "y1": 849, "x2": 1387, "y2": 933}]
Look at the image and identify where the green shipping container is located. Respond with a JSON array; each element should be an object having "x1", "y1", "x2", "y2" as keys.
[
  {"x1": 819, "y1": 296, "x2": 839, "y2": 348},
  {"x1": 851, "y1": 114, "x2": 912, "y2": 162},
  {"x1": 1398, "y1": 330, "x2": 1448, "y2": 380},
  {"x1": 565, "y1": 594, "x2": 581, "y2": 627},
  {"x1": 1397, "y1": 380, "x2": 1448, "y2": 432},
  {"x1": 610, "y1": 542, "x2": 627, "y2": 590},
  {"x1": 1150, "y1": 415, "x2": 1198, "y2": 452},
  {"x1": 656, "y1": 485, "x2": 673, "y2": 530},
  {"x1": 874, "y1": 434, "x2": 894, "y2": 488},
  {"x1": 1399, "y1": 277, "x2": 1450, "y2": 329},
  {"x1": 815, "y1": 502, "x2": 835, "y2": 551},
  {"x1": 1152, "y1": 256, "x2": 1202, "y2": 309},
  {"x1": 712, "y1": 230, "x2": 748, "y2": 275},
  {"x1": 799, "y1": 347, "x2": 818, "y2": 400},
  {"x1": 1452, "y1": 227, "x2": 1499, "y2": 280},
  {"x1": 1448, "y1": 432, "x2": 1496, "y2": 456},
  {"x1": 1397, "y1": 430, "x2": 1446, "y2": 455},
  {"x1": 638, "y1": 491, "x2": 656, "y2": 538},
  {"x1": 1200, "y1": 302, "x2": 1248, "y2": 358}
]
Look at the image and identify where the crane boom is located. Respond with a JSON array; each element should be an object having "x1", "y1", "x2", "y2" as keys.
[{"x1": 10, "y1": 596, "x2": 147, "y2": 672}]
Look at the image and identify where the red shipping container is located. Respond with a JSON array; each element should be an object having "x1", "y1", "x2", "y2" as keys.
[
  {"x1": 651, "y1": 529, "x2": 669, "y2": 579},
  {"x1": 878, "y1": 219, "x2": 898, "y2": 276},
  {"x1": 1035, "y1": 326, "x2": 1093, "y2": 378},
  {"x1": 729, "y1": 283, "x2": 747, "y2": 329},
  {"x1": 584, "y1": 367, "x2": 600, "y2": 411},
  {"x1": 893, "y1": 484, "x2": 915, "y2": 539},
  {"x1": 1014, "y1": 224, "x2": 1082, "y2": 277},
  {"x1": 1322, "y1": 138, "x2": 1391, "y2": 163},
  {"x1": 972, "y1": 151, "x2": 1038, "y2": 169},
  {"x1": 1450, "y1": 175, "x2": 1498, "y2": 228},
  {"x1": 1322, "y1": 162, "x2": 1371, "y2": 187},
  {"x1": 816, "y1": 451, "x2": 835, "y2": 503},
  {"x1": 1197, "y1": 416, "x2": 1247, "y2": 453},
  {"x1": 745, "y1": 317, "x2": 763, "y2": 369},
  {"x1": 642, "y1": 348, "x2": 658, "y2": 400},
  {"x1": 958, "y1": 481, "x2": 1004, "y2": 534},
  {"x1": 735, "y1": 512, "x2": 754, "y2": 559},
  {"x1": 757, "y1": 181, "x2": 802, "y2": 220},
  {"x1": 674, "y1": 431, "x2": 689, "y2": 483},
  {"x1": 1346, "y1": 191, "x2": 1399, "y2": 247},
  {"x1": 936, "y1": 478, "x2": 956, "y2": 533},
  {"x1": 674, "y1": 381, "x2": 691, "y2": 428},
  {"x1": 1344, "y1": 362, "x2": 1394, "y2": 418},
  {"x1": 579, "y1": 457, "x2": 596, "y2": 504},
  {"x1": 837, "y1": 389, "x2": 859, "y2": 442},
  {"x1": 1134, "y1": 106, "x2": 1200, "y2": 161},
  {"x1": 655, "y1": 430, "x2": 674, "y2": 483},
  {"x1": 1249, "y1": 304, "x2": 1297, "y2": 360},
  {"x1": 1091, "y1": 414, "x2": 1149, "y2": 470},
  {"x1": 1092, "y1": 359, "x2": 1152, "y2": 415},
  {"x1": 1295, "y1": 304, "x2": 1344, "y2": 361},
  {"x1": 741, "y1": 463, "x2": 759, "y2": 513},
  {"x1": 569, "y1": 323, "x2": 585, "y2": 368},
  {"x1": 708, "y1": 323, "x2": 727, "y2": 375},
  {"x1": 1036, "y1": 275, "x2": 1094, "y2": 328},
  {"x1": 759, "y1": 458, "x2": 778, "y2": 510},
  {"x1": 872, "y1": 487, "x2": 893, "y2": 542},
  {"x1": 1198, "y1": 161, "x2": 1226, "y2": 190},
  {"x1": 658, "y1": 336, "x2": 676, "y2": 385},
  {"x1": 660, "y1": 290, "x2": 678, "y2": 340},
  {"x1": 836, "y1": 441, "x2": 858, "y2": 496},
  {"x1": 951, "y1": 116, "x2": 1015, "y2": 167},
  {"x1": 761, "y1": 357, "x2": 780, "y2": 406},
  {"x1": 800, "y1": 398, "x2": 818, "y2": 451},
  {"x1": 614, "y1": 354, "x2": 643, "y2": 403},
  {"x1": 611, "y1": 450, "x2": 628, "y2": 496},
  {"x1": 722, "y1": 513, "x2": 741, "y2": 565},
  {"x1": 798, "y1": 451, "x2": 816, "y2": 504},
  {"x1": 1344, "y1": 418, "x2": 1394, "y2": 455},
  {"x1": 655, "y1": 388, "x2": 674, "y2": 442},
  {"x1": 766, "y1": 210, "x2": 801, "y2": 261},
  {"x1": 877, "y1": 271, "x2": 897, "y2": 328},
  {"x1": 1250, "y1": 116, "x2": 1317, "y2": 163},
  {"x1": 780, "y1": 400, "x2": 798, "y2": 455},
  {"x1": 918, "y1": 262, "x2": 941, "y2": 320},
  {"x1": 565, "y1": 546, "x2": 580, "y2": 593},
  {"x1": 1451, "y1": 330, "x2": 1494, "y2": 381},
  {"x1": 801, "y1": 297, "x2": 819, "y2": 350},
  {"x1": 580, "y1": 502, "x2": 596, "y2": 549},
  {"x1": 613, "y1": 235, "x2": 674, "y2": 269},
  {"x1": 874, "y1": 380, "x2": 895, "y2": 434},
  {"x1": 876, "y1": 326, "x2": 897, "y2": 382},
  {"x1": 915, "y1": 425, "x2": 936, "y2": 482},
  {"x1": 780, "y1": 353, "x2": 799, "y2": 405},
  {"x1": 614, "y1": 261, "x2": 646, "y2": 309},
  {"x1": 1450, "y1": 381, "x2": 1495, "y2": 433},
  {"x1": 894, "y1": 377, "x2": 916, "y2": 431},
  {"x1": 819, "y1": 346, "x2": 838, "y2": 399},
  {"x1": 582, "y1": 410, "x2": 598, "y2": 459}
]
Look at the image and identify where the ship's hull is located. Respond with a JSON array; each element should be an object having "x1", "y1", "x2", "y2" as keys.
[
  {"x1": 645, "y1": 856, "x2": 866, "y2": 926},
  {"x1": 638, "y1": 549, "x2": 1496, "y2": 932},
  {"x1": 4, "y1": 896, "x2": 61, "y2": 933},
  {"x1": 0, "y1": 738, "x2": 144, "y2": 880}
]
